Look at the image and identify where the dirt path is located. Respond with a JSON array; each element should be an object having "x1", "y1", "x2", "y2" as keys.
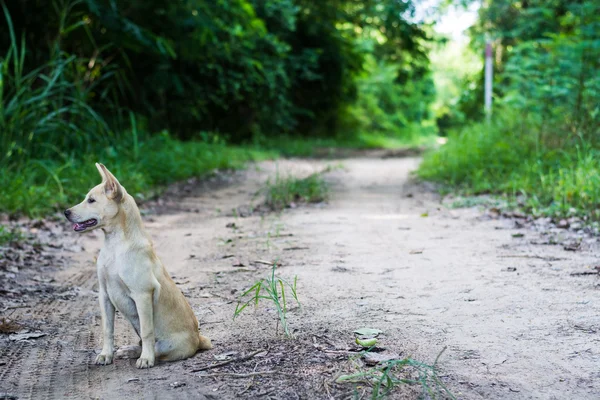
[{"x1": 1, "y1": 156, "x2": 599, "y2": 399}]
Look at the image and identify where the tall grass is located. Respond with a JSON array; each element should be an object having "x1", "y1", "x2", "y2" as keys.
[
  {"x1": 418, "y1": 110, "x2": 600, "y2": 219},
  {"x1": 0, "y1": 4, "x2": 273, "y2": 216},
  {"x1": 0, "y1": 2, "x2": 111, "y2": 166}
]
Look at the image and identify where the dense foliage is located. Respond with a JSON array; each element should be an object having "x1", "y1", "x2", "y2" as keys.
[
  {"x1": 0, "y1": 0, "x2": 435, "y2": 215},
  {"x1": 448, "y1": 0, "x2": 599, "y2": 137},
  {"x1": 421, "y1": 0, "x2": 600, "y2": 219},
  {"x1": 1, "y1": 0, "x2": 433, "y2": 153}
]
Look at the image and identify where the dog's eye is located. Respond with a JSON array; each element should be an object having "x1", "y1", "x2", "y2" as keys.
[{"x1": 87, "y1": 198, "x2": 96, "y2": 204}]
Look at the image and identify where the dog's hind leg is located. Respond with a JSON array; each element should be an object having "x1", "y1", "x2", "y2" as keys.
[{"x1": 155, "y1": 334, "x2": 198, "y2": 362}]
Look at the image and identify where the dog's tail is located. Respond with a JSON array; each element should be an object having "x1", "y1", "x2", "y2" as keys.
[{"x1": 198, "y1": 333, "x2": 213, "y2": 351}]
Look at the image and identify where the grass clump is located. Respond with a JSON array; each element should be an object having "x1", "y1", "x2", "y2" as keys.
[
  {"x1": 264, "y1": 170, "x2": 329, "y2": 211},
  {"x1": 418, "y1": 110, "x2": 600, "y2": 219},
  {"x1": 337, "y1": 348, "x2": 454, "y2": 399},
  {"x1": 0, "y1": 225, "x2": 23, "y2": 245},
  {"x1": 233, "y1": 263, "x2": 300, "y2": 338}
]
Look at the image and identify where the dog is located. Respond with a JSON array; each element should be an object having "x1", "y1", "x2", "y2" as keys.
[{"x1": 64, "y1": 163, "x2": 212, "y2": 368}]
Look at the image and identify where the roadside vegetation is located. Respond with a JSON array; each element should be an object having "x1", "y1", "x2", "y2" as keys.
[
  {"x1": 0, "y1": 0, "x2": 436, "y2": 217},
  {"x1": 420, "y1": 1, "x2": 600, "y2": 220}
]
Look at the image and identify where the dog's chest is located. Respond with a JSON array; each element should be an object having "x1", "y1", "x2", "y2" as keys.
[{"x1": 98, "y1": 260, "x2": 138, "y2": 319}]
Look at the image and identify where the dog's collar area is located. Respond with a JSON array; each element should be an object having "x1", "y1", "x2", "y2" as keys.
[{"x1": 73, "y1": 219, "x2": 98, "y2": 232}]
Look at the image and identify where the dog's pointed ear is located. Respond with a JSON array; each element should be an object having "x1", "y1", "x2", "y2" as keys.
[
  {"x1": 95, "y1": 162, "x2": 108, "y2": 184},
  {"x1": 95, "y1": 163, "x2": 123, "y2": 202}
]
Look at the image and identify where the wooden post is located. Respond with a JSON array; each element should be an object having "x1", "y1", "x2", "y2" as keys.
[{"x1": 484, "y1": 41, "x2": 493, "y2": 119}]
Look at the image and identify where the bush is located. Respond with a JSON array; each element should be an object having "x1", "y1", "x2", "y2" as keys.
[{"x1": 418, "y1": 110, "x2": 600, "y2": 219}]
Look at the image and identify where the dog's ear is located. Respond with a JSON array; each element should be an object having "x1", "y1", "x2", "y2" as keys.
[
  {"x1": 95, "y1": 163, "x2": 123, "y2": 202},
  {"x1": 95, "y1": 162, "x2": 108, "y2": 184}
]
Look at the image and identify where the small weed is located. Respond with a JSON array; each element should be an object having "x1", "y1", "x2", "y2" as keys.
[
  {"x1": 264, "y1": 170, "x2": 329, "y2": 211},
  {"x1": 338, "y1": 348, "x2": 455, "y2": 400},
  {"x1": 233, "y1": 263, "x2": 300, "y2": 337},
  {"x1": 0, "y1": 225, "x2": 23, "y2": 246}
]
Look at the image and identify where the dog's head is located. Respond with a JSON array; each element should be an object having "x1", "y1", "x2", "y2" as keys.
[{"x1": 64, "y1": 163, "x2": 124, "y2": 233}]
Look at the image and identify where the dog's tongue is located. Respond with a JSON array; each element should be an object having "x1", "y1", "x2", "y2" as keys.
[{"x1": 73, "y1": 223, "x2": 82, "y2": 231}]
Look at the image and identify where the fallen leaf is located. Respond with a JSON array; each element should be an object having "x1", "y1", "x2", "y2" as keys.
[
  {"x1": 336, "y1": 374, "x2": 364, "y2": 383},
  {"x1": 362, "y1": 352, "x2": 398, "y2": 366},
  {"x1": 213, "y1": 351, "x2": 238, "y2": 361},
  {"x1": 511, "y1": 233, "x2": 524, "y2": 238},
  {"x1": 353, "y1": 328, "x2": 382, "y2": 337}
]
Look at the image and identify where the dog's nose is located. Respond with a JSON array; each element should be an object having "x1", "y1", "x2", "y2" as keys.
[{"x1": 64, "y1": 209, "x2": 72, "y2": 218}]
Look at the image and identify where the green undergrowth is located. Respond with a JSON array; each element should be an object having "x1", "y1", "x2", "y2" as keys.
[
  {"x1": 0, "y1": 133, "x2": 274, "y2": 217},
  {"x1": 257, "y1": 132, "x2": 437, "y2": 158},
  {"x1": 418, "y1": 112, "x2": 600, "y2": 219},
  {"x1": 337, "y1": 347, "x2": 454, "y2": 399}
]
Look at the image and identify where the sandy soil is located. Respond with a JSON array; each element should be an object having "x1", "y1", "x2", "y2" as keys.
[{"x1": 1, "y1": 156, "x2": 599, "y2": 399}]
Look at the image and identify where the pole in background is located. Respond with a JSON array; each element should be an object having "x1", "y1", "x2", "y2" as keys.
[{"x1": 484, "y1": 41, "x2": 493, "y2": 120}]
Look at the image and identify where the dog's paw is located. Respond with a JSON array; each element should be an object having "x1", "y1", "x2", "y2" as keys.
[
  {"x1": 136, "y1": 356, "x2": 155, "y2": 369},
  {"x1": 95, "y1": 353, "x2": 114, "y2": 365}
]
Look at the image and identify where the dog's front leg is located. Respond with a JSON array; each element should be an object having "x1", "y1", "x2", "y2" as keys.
[
  {"x1": 95, "y1": 289, "x2": 115, "y2": 365},
  {"x1": 133, "y1": 292, "x2": 155, "y2": 368}
]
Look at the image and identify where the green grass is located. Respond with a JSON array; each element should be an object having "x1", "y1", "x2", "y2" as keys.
[
  {"x1": 256, "y1": 132, "x2": 437, "y2": 158},
  {"x1": 0, "y1": 225, "x2": 23, "y2": 245},
  {"x1": 233, "y1": 263, "x2": 300, "y2": 337},
  {"x1": 337, "y1": 347, "x2": 454, "y2": 400},
  {"x1": 418, "y1": 111, "x2": 600, "y2": 219},
  {"x1": 0, "y1": 133, "x2": 274, "y2": 216},
  {"x1": 264, "y1": 170, "x2": 330, "y2": 211}
]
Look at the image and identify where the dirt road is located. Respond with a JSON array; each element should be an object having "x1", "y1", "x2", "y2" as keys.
[{"x1": 1, "y1": 156, "x2": 599, "y2": 399}]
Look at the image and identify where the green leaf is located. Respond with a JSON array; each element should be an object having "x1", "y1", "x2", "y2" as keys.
[{"x1": 353, "y1": 328, "x2": 383, "y2": 337}]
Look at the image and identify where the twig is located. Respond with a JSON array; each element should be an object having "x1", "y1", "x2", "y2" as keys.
[
  {"x1": 252, "y1": 260, "x2": 278, "y2": 266},
  {"x1": 498, "y1": 255, "x2": 565, "y2": 261},
  {"x1": 323, "y1": 379, "x2": 333, "y2": 400},
  {"x1": 283, "y1": 247, "x2": 309, "y2": 251},
  {"x1": 0, "y1": 305, "x2": 30, "y2": 313},
  {"x1": 238, "y1": 380, "x2": 254, "y2": 396},
  {"x1": 433, "y1": 346, "x2": 448, "y2": 368},
  {"x1": 197, "y1": 370, "x2": 295, "y2": 378},
  {"x1": 191, "y1": 349, "x2": 265, "y2": 372}
]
